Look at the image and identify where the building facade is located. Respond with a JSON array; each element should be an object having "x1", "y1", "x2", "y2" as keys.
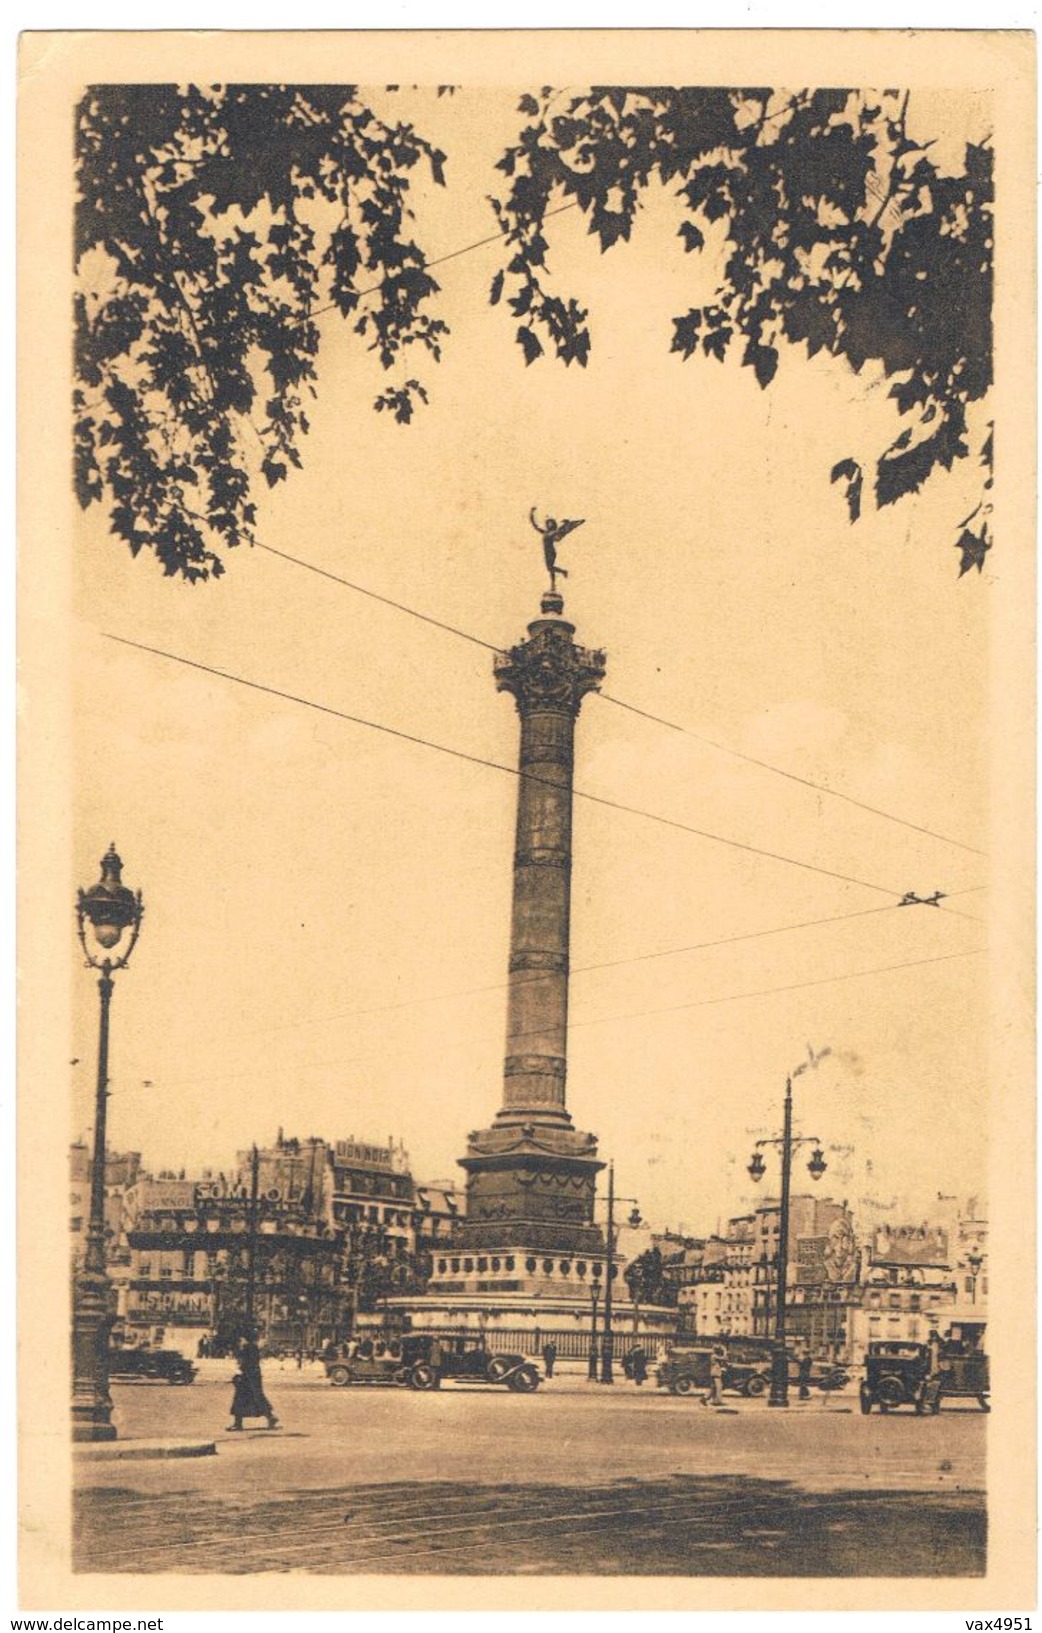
[{"x1": 682, "y1": 1196, "x2": 860, "y2": 1360}]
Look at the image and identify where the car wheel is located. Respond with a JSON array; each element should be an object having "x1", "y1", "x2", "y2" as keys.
[
  {"x1": 745, "y1": 1374, "x2": 769, "y2": 1398},
  {"x1": 859, "y1": 1384, "x2": 873, "y2": 1415},
  {"x1": 508, "y1": 1366, "x2": 539, "y2": 1393},
  {"x1": 673, "y1": 1375, "x2": 694, "y2": 1395},
  {"x1": 328, "y1": 1365, "x2": 352, "y2": 1387},
  {"x1": 876, "y1": 1376, "x2": 905, "y2": 1410},
  {"x1": 409, "y1": 1364, "x2": 439, "y2": 1391},
  {"x1": 487, "y1": 1357, "x2": 511, "y2": 1383}
]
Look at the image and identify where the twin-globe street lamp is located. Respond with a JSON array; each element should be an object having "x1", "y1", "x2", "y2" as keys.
[
  {"x1": 72, "y1": 845, "x2": 144, "y2": 1442},
  {"x1": 747, "y1": 1047, "x2": 832, "y2": 1409}
]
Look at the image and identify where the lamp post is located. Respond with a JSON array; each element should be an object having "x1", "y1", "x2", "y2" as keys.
[
  {"x1": 588, "y1": 1282, "x2": 600, "y2": 1381},
  {"x1": 597, "y1": 1163, "x2": 643, "y2": 1385},
  {"x1": 757, "y1": 1248, "x2": 773, "y2": 1339},
  {"x1": 244, "y1": 1144, "x2": 260, "y2": 1340},
  {"x1": 965, "y1": 1249, "x2": 984, "y2": 1306},
  {"x1": 72, "y1": 845, "x2": 143, "y2": 1442},
  {"x1": 747, "y1": 1047, "x2": 831, "y2": 1409}
]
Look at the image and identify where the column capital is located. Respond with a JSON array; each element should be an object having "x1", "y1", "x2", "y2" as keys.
[{"x1": 495, "y1": 617, "x2": 606, "y2": 717}]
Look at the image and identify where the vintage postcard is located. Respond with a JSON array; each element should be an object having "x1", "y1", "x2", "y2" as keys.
[{"x1": 17, "y1": 26, "x2": 1036, "y2": 1615}]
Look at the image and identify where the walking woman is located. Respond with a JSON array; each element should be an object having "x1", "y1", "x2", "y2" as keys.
[{"x1": 228, "y1": 1333, "x2": 279, "y2": 1431}]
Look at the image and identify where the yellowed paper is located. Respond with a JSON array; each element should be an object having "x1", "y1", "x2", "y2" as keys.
[{"x1": 18, "y1": 27, "x2": 1036, "y2": 1613}]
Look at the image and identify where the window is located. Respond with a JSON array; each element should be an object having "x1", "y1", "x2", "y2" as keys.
[
  {"x1": 477, "y1": 1257, "x2": 488, "y2": 1272},
  {"x1": 577, "y1": 1261, "x2": 587, "y2": 1277},
  {"x1": 463, "y1": 1258, "x2": 474, "y2": 1273},
  {"x1": 559, "y1": 1260, "x2": 571, "y2": 1275},
  {"x1": 543, "y1": 1258, "x2": 554, "y2": 1275},
  {"x1": 437, "y1": 1259, "x2": 447, "y2": 1274},
  {"x1": 451, "y1": 1258, "x2": 460, "y2": 1273},
  {"x1": 526, "y1": 1257, "x2": 537, "y2": 1273},
  {"x1": 491, "y1": 1257, "x2": 501, "y2": 1272},
  {"x1": 505, "y1": 1257, "x2": 515, "y2": 1272}
]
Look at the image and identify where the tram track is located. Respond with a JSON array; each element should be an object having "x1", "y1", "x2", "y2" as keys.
[{"x1": 74, "y1": 1482, "x2": 982, "y2": 1575}]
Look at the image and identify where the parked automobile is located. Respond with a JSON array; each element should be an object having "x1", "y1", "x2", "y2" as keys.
[
  {"x1": 422, "y1": 1336, "x2": 541, "y2": 1392},
  {"x1": 656, "y1": 1337, "x2": 848, "y2": 1399},
  {"x1": 324, "y1": 1335, "x2": 425, "y2": 1387},
  {"x1": 930, "y1": 1321, "x2": 990, "y2": 1412},
  {"x1": 859, "y1": 1328, "x2": 990, "y2": 1415},
  {"x1": 655, "y1": 1344, "x2": 716, "y2": 1395},
  {"x1": 108, "y1": 1346, "x2": 197, "y2": 1385},
  {"x1": 859, "y1": 1341, "x2": 935, "y2": 1413},
  {"x1": 325, "y1": 1334, "x2": 541, "y2": 1392}
]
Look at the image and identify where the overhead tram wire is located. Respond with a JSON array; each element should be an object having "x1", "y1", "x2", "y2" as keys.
[
  {"x1": 596, "y1": 694, "x2": 985, "y2": 857},
  {"x1": 131, "y1": 941, "x2": 988, "y2": 1094},
  {"x1": 258, "y1": 899, "x2": 913, "y2": 1036},
  {"x1": 253, "y1": 542, "x2": 985, "y2": 859},
  {"x1": 554, "y1": 946, "x2": 988, "y2": 1038},
  {"x1": 262, "y1": 177, "x2": 981, "y2": 860},
  {"x1": 103, "y1": 631, "x2": 908, "y2": 898},
  {"x1": 118, "y1": 939, "x2": 987, "y2": 1094}
]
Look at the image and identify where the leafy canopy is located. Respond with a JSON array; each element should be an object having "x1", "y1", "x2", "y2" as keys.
[
  {"x1": 490, "y1": 87, "x2": 993, "y2": 570},
  {"x1": 76, "y1": 85, "x2": 993, "y2": 582},
  {"x1": 75, "y1": 84, "x2": 447, "y2": 580}
]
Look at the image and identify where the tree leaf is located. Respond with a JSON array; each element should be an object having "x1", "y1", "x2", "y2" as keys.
[{"x1": 517, "y1": 325, "x2": 544, "y2": 365}]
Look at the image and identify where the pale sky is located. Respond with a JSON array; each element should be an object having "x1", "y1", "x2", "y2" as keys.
[{"x1": 71, "y1": 84, "x2": 992, "y2": 1240}]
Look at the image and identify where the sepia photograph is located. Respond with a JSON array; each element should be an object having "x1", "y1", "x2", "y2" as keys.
[{"x1": 16, "y1": 24, "x2": 1035, "y2": 1616}]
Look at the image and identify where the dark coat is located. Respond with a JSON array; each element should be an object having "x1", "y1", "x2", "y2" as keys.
[{"x1": 231, "y1": 1343, "x2": 274, "y2": 1419}]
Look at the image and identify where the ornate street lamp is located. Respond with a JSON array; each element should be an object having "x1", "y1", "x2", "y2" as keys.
[
  {"x1": 965, "y1": 1248, "x2": 984, "y2": 1305},
  {"x1": 747, "y1": 1047, "x2": 832, "y2": 1409},
  {"x1": 72, "y1": 845, "x2": 144, "y2": 1442},
  {"x1": 595, "y1": 1164, "x2": 642, "y2": 1385}
]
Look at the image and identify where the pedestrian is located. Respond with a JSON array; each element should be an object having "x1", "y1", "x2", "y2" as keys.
[
  {"x1": 228, "y1": 1333, "x2": 279, "y2": 1432},
  {"x1": 797, "y1": 1350, "x2": 812, "y2": 1400},
  {"x1": 927, "y1": 1327, "x2": 943, "y2": 1376},
  {"x1": 708, "y1": 1345, "x2": 726, "y2": 1405},
  {"x1": 541, "y1": 1340, "x2": 557, "y2": 1379},
  {"x1": 630, "y1": 1343, "x2": 648, "y2": 1386}
]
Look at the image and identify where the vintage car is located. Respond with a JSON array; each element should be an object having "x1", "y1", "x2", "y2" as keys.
[
  {"x1": 657, "y1": 1338, "x2": 848, "y2": 1399},
  {"x1": 325, "y1": 1334, "x2": 541, "y2": 1392},
  {"x1": 108, "y1": 1346, "x2": 197, "y2": 1385},
  {"x1": 859, "y1": 1342, "x2": 930, "y2": 1412},
  {"x1": 859, "y1": 1330, "x2": 990, "y2": 1415},
  {"x1": 325, "y1": 1335, "x2": 425, "y2": 1387},
  {"x1": 930, "y1": 1322, "x2": 990, "y2": 1412},
  {"x1": 655, "y1": 1344, "x2": 716, "y2": 1395},
  {"x1": 421, "y1": 1337, "x2": 541, "y2": 1392},
  {"x1": 723, "y1": 1339, "x2": 849, "y2": 1397}
]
